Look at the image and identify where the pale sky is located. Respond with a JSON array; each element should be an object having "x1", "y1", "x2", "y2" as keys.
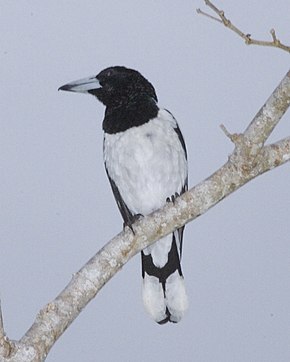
[{"x1": 1, "y1": 1, "x2": 290, "y2": 361}]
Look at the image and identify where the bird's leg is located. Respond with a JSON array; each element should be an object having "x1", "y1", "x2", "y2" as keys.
[{"x1": 123, "y1": 214, "x2": 144, "y2": 234}]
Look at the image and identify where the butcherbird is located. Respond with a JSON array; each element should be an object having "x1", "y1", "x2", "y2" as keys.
[{"x1": 59, "y1": 66, "x2": 188, "y2": 324}]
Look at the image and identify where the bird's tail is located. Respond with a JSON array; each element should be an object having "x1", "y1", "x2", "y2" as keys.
[{"x1": 141, "y1": 232, "x2": 188, "y2": 324}]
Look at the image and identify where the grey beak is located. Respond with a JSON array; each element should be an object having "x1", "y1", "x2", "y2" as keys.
[{"x1": 58, "y1": 75, "x2": 101, "y2": 93}]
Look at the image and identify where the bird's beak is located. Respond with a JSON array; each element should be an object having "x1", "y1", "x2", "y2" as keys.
[{"x1": 58, "y1": 76, "x2": 101, "y2": 93}]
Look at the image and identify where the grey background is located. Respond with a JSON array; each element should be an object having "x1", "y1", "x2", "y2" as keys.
[{"x1": 1, "y1": 1, "x2": 290, "y2": 361}]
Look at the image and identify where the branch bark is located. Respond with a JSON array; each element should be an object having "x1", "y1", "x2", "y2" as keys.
[{"x1": 1, "y1": 67, "x2": 289, "y2": 362}]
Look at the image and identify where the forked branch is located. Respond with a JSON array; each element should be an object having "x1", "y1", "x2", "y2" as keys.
[{"x1": 197, "y1": 0, "x2": 290, "y2": 53}]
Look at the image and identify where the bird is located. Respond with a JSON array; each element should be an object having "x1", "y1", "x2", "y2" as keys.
[{"x1": 59, "y1": 66, "x2": 188, "y2": 324}]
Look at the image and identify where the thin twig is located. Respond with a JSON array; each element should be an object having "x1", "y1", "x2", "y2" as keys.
[
  {"x1": 220, "y1": 124, "x2": 243, "y2": 145},
  {"x1": 196, "y1": 8, "x2": 221, "y2": 23},
  {"x1": 197, "y1": 0, "x2": 290, "y2": 53}
]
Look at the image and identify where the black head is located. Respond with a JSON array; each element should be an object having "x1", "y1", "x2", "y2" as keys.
[
  {"x1": 95, "y1": 66, "x2": 157, "y2": 107},
  {"x1": 59, "y1": 66, "x2": 158, "y2": 108}
]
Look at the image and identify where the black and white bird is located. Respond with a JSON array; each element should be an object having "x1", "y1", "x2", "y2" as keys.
[{"x1": 59, "y1": 66, "x2": 188, "y2": 324}]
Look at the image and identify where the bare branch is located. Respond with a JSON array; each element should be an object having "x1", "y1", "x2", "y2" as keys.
[
  {"x1": 197, "y1": 0, "x2": 290, "y2": 53},
  {"x1": 261, "y1": 137, "x2": 290, "y2": 171},
  {"x1": 245, "y1": 69, "x2": 290, "y2": 144},
  {"x1": 221, "y1": 68, "x2": 290, "y2": 164}
]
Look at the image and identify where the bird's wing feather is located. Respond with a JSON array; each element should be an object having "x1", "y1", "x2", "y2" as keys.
[
  {"x1": 172, "y1": 119, "x2": 188, "y2": 258},
  {"x1": 105, "y1": 167, "x2": 134, "y2": 226}
]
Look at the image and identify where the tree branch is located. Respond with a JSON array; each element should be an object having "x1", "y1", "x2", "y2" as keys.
[
  {"x1": 197, "y1": 0, "x2": 290, "y2": 53},
  {"x1": 2, "y1": 67, "x2": 289, "y2": 361},
  {"x1": 261, "y1": 137, "x2": 290, "y2": 171}
]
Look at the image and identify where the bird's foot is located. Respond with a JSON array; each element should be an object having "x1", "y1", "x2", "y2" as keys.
[
  {"x1": 123, "y1": 213, "x2": 144, "y2": 234},
  {"x1": 166, "y1": 192, "x2": 180, "y2": 204}
]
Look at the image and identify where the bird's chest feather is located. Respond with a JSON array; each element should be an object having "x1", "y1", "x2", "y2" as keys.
[{"x1": 104, "y1": 117, "x2": 187, "y2": 214}]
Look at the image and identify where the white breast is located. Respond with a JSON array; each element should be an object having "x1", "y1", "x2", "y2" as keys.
[{"x1": 103, "y1": 109, "x2": 187, "y2": 215}]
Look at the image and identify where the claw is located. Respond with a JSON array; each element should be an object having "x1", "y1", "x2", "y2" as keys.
[{"x1": 166, "y1": 192, "x2": 180, "y2": 204}]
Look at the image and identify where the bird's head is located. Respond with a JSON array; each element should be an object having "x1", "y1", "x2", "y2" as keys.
[{"x1": 59, "y1": 66, "x2": 158, "y2": 108}]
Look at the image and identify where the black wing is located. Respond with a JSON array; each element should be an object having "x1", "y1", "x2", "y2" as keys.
[
  {"x1": 173, "y1": 121, "x2": 188, "y2": 258},
  {"x1": 104, "y1": 166, "x2": 134, "y2": 226},
  {"x1": 164, "y1": 108, "x2": 187, "y2": 160}
]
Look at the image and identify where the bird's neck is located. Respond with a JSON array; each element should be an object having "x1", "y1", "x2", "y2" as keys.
[{"x1": 102, "y1": 96, "x2": 159, "y2": 134}]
